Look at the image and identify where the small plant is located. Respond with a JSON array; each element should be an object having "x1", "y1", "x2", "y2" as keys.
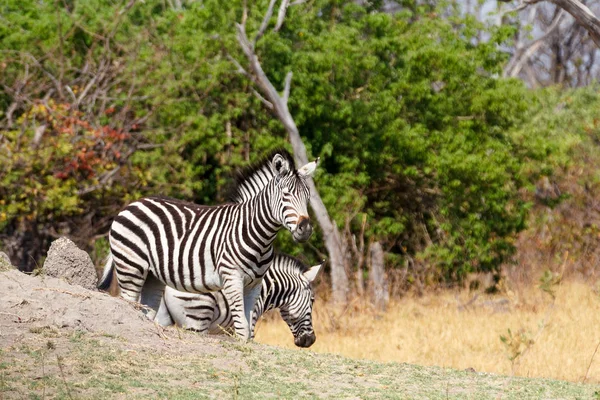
[
  {"x1": 538, "y1": 269, "x2": 562, "y2": 300},
  {"x1": 500, "y1": 328, "x2": 535, "y2": 372},
  {"x1": 70, "y1": 331, "x2": 85, "y2": 343},
  {"x1": 56, "y1": 355, "x2": 74, "y2": 400},
  {"x1": 231, "y1": 368, "x2": 241, "y2": 400}
]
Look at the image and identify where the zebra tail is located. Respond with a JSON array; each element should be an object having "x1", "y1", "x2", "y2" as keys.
[{"x1": 97, "y1": 253, "x2": 115, "y2": 291}]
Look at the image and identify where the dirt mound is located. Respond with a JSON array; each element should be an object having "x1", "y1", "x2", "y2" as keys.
[
  {"x1": 42, "y1": 237, "x2": 98, "y2": 291},
  {"x1": 0, "y1": 269, "x2": 229, "y2": 356}
]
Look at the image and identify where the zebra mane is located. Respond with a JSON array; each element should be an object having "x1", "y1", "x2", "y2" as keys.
[
  {"x1": 228, "y1": 148, "x2": 296, "y2": 203},
  {"x1": 272, "y1": 252, "x2": 310, "y2": 274}
]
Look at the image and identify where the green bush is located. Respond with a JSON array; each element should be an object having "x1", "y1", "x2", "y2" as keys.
[{"x1": 0, "y1": 0, "x2": 548, "y2": 285}]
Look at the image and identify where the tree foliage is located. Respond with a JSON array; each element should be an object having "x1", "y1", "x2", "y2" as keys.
[{"x1": 0, "y1": 0, "x2": 550, "y2": 288}]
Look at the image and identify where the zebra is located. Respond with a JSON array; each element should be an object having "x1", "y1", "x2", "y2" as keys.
[
  {"x1": 155, "y1": 254, "x2": 324, "y2": 348},
  {"x1": 97, "y1": 149, "x2": 319, "y2": 340}
]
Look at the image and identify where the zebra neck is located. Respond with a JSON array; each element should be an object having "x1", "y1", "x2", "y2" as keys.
[
  {"x1": 259, "y1": 274, "x2": 285, "y2": 313},
  {"x1": 244, "y1": 187, "x2": 282, "y2": 241}
]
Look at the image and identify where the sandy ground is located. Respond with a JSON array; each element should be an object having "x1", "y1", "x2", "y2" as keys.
[
  {"x1": 0, "y1": 268, "x2": 241, "y2": 369},
  {"x1": 1, "y1": 263, "x2": 598, "y2": 399}
]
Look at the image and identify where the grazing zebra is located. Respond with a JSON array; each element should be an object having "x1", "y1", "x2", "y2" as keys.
[
  {"x1": 155, "y1": 254, "x2": 324, "y2": 348},
  {"x1": 98, "y1": 149, "x2": 319, "y2": 340}
]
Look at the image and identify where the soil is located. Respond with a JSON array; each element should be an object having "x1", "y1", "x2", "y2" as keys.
[
  {"x1": 0, "y1": 268, "x2": 234, "y2": 357},
  {"x1": 0, "y1": 253, "x2": 598, "y2": 399},
  {"x1": 42, "y1": 237, "x2": 98, "y2": 291}
]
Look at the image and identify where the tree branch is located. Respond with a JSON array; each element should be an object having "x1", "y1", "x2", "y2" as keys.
[
  {"x1": 252, "y1": 88, "x2": 274, "y2": 109},
  {"x1": 500, "y1": 0, "x2": 543, "y2": 16},
  {"x1": 253, "y1": 0, "x2": 278, "y2": 49},
  {"x1": 274, "y1": 0, "x2": 290, "y2": 32},
  {"x1": 502, "y1": 0, "x2": 600, "y2": 48},
  {"x1": 549, "y1": 0, "x2": 600, "y2": 48},
  {"x1": 282, "y1": 71, "x2": 292, "y2": 104},
  {"x1": 504, "y1": 9, "x2": 566, "y2": 77}
]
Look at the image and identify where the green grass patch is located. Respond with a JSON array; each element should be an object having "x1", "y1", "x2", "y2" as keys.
[{"x1": 0, "y1": 333, "x2": 598, "y2": 399}]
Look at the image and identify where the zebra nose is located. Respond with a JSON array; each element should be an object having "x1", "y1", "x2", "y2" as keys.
[
  {"x1": 293, "y1": 217, "x2": 313, "y2": 242},
  {"x1": 294, "y1": 332, "x2": 316, "y2": 348}
]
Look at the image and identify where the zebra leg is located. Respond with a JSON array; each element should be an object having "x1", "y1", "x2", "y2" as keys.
[
  {"x1": 243, "y1": 281, "x2": 263, "y2": 340},
  {"x1": 221, "y1": 274, "x2": 250, "y2": 340},
  {"x1": 140, "y1": 273, "x2": 165, "y2": 320},
  {"x1": 154, "y1": 295, "x2": 174, "y2": 327},
  {"x1": 112, "y1": 258, "x2": 148, "y2": 303},
  {"x1": 109, "y1": 239, "x2": 150, "y2": 303}
]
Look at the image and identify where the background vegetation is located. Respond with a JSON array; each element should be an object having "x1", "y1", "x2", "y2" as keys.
[{"x1": 2, "y1": 0, "x2": 600, "y2": 297}]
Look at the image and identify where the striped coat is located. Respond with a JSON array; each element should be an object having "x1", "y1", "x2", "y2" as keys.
[
  {"x1": 98, "y1": 149, "x2": 319, "y2": 339},
  {"x1": 156, "y1": 254, "x2": 324, "y2": 347}
]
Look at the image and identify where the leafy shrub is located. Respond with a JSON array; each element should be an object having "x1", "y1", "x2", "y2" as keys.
[{"x1": 0, "y1": 0, "x2": 561, "y2": 288}]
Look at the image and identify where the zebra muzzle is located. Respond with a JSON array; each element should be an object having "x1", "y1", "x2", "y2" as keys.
[
  {"x1": 294, "y1": 332, "x2": 316, "y2": 348},
  {"x1": 293, "y1": 217, "x2": 313, "y2": 242}
]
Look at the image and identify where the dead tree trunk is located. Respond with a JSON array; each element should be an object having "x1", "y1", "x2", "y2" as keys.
[
  {"x1": 368, "y1": 241, "x2": 389, "y2": 312},
  {"x1": 348, "y1": 213, "x2": 367, "y2": 296},
  {"x1": 233, "y1": 2, "x2": 349, "y2": 303},
  {"x1": 369, "y1": 242, "x2": 390, "y2": 311}
]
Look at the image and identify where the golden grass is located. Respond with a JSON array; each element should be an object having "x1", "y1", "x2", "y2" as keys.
[{"x1": 254, "y1": 280, "x2": 600, "y2": 383}]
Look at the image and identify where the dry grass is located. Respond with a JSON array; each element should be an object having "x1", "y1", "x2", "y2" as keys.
[{"x1": 254, "y1": 279, "x2": 600, "y2": 384}]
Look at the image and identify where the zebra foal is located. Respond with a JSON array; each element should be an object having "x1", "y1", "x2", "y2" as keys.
[
  {"x1": 155, "y1": 254, "x2": 324, "y2": 347},
  {"x1": 98, "y1": 149, "x2": 319, "y2": 340}
]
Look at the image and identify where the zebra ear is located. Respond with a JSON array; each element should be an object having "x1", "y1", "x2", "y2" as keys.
[
  {"x1": 272, "y1": 153, "x2": 291, "y2": 176},
  {"x1": 304, "y1": 260, "x2": 325, "y2": 283},
  {"x1": 297, "y1": 157, "x2": 320, "y2": 178}
]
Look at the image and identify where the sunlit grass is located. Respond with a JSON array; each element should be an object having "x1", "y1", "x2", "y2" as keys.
[{"x1": 254, "y1": 279, "x2": 600, "y2": 383}]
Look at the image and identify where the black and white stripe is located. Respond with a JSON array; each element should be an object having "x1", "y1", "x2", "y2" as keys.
[
  {"x1": 157, "y1": 254, "x2": 324, "y2": 348},
  {"x1": 98, "y1": 149, "x2": 319, "y2": 339}
]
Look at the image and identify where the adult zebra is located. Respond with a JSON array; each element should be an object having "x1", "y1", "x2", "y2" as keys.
[
  {"x1": 156, "y1": 254, "x2": 324, "y2": 347},
  {"x1": 98, "y1": 149, "x2": 319, "y2": 340}
]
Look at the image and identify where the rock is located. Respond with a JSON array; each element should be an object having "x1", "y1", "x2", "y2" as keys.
[
  {"x1": 43, "y1": 237, "x2": 98, "y2": 291},
  {"x1": 0, "y1": 251, "x2": 14, "y2": 271}
]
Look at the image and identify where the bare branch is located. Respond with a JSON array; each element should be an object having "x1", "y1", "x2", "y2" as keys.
[
  {"x1": 549, "y1": 0, "x2": 600, "y2": 48},
  {"x1": 76, "y1": 59, "x2": 106, "y2": 106},
  {"x1": 252, "y1": 89, "x2": 274, "y2": 109},
  {"x1": 241, "y1": 0, "x2": 248, "y2": 26},
  {"x1": 0, "y1": 50, "x2": 64, "y2": 99},
  {"x1": 227, "y1": 53, "x2": 254, "y2": 81},
  {"x1": 77, "y1": 165, "x2": 122, "y2": 196},
  {"x1": 274, "y1": 0, "x2": 290, "y2": 32},
  {"x1": 282, "y1": 71, "x2": 292, "y2": 104},
  {"x1": 504, "y1": 9, "x2": 566, "y2": 77},
  {"x1": 5, "y1": 102, "x2": 18, "y2": 128},
  {"x1": 253, "y1": 0, "x2": 278, "y2": 49},
  {"x1": 501, "y1": 0, "x2": 543, "y2": 16},
  {"x1": 509, "y1": 0, "x2": 600, "y2": 53},
  {"x1": 32, "y1": 125, "x2": 46, "y2": 149},
  {"x1": 119, "y1": 0, "x2": 137, "y2": 15},
  {"x1": 65, "y1": 85, "x2": 77, "y2": 102}
]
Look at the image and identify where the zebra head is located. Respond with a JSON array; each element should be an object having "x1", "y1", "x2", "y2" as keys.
[
  {"x1": 277, "y1": 259, "x2": 324, "y2": 348},
  {"x1": 270, "y1": 152, "x2": 319, "y2": 243}
]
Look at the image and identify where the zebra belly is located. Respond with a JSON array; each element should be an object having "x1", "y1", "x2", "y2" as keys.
[
  {"x1": 163, "y1": 286, "x2": 233, "y2": 333},
  {"x1": 145, "y1": 252, "x2": 222, "y2": 294}
]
